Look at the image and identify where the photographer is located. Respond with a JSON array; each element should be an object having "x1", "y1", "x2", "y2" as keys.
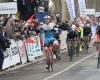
[{"x1": 0, "y1": 26, "x2": 11, "y2": 70}]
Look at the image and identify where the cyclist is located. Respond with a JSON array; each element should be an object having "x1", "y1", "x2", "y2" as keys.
[
  {"x1": 66, "y1": 23, "x2": 78, "y2": 60},
  {"x1": 43, "y1": 15, "x2": 55, "y2": 45},
  {"x1": 53, "y1": 24, "x2": 62, "y2": 44},
  {"x1": 95, "y1": 25, "x2": 100, "y2": 58},
  {"x1": 53, "y1": 24, "x2": 62, "y2": 61},
  {"x1": 83, "y1": 20, "x2": 92, "y2": 48},
  {"x1": 75, "y1": 23, "x2": 84, "y2": 52},
  {"x1": 94, "y1": 25, "x2": 100, "y2": 68}
]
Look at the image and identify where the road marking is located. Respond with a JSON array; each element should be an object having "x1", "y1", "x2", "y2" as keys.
[{"x1": 43, "y1": 53, "x2": 95, "y2": 80}]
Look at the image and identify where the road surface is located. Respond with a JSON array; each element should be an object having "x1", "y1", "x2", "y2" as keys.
[{"x1": 0, "y1": 48, "x2": 99, "y2": 80}]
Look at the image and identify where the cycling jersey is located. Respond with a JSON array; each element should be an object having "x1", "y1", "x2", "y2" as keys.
[
  {"x1": 83, "y1": 24, "x2": 91, "y2": 37},
  {"x1": 43, "y1": 23, "x2": 55, "y2": 45},
  {"x1": 67, "y1": 28, "x2": 78, "y2": 40},
  {"x1": 76, "y1": 27, "x2": 83, "y2": 39},
  {"x1": 53, "y1": 25, "x2": 61, "y2": 40}
]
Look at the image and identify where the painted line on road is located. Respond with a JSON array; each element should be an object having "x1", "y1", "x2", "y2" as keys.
[{"x1": 43, "y1": 53, "x2": 95, "y2": 80}]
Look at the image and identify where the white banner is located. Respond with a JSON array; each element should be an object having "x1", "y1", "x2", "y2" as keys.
[
  {"x1": 0, "y1": 2, "x2": 17, "y2": 14},
  {"x1": 2, "y1": 49, "x2": 11, "y2": 69},
  {"x1": 2, "y1": 37, "x2": 43, "y2": 69},
  {"x1": 32, "y1": 36, "x2": 43, "y2": 57},
  {"x1": 80, "y1": 9, "x2": 95, "y2": 15},
  {"x1": 25, "y1": 36, "x2": 43, "y2": 61},
  {"x1": 95, "y1": 12, "x2": 100, "y2": 17},
  {"x1": 17, "y1": 40, "x2": 27, "y2": 64},
  {"x1": 10, "y1": 40, "x2": 21, "y2": 66},
  {"x1": 25, "y1": 38, "x2": 36, "y2": 61},
  {"x1": 78, "y1": 0, "x2": 86, "y2": 16},
  {"x1": 66, "y1": 0, "x2": 76, "y2": 21},
  {"x1": 60, "y1": 31, "x2": 68, "y2": 52},
  {"x1": 2, "y1": 40, "x2": 21, "y2": 69}
]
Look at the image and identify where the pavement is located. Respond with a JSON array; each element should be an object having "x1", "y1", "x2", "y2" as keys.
[{"x1": 0, "y1": 47, "x2": 98, "y2": 80}]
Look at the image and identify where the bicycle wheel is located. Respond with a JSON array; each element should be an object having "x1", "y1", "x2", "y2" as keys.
[
  {"x1": 48, "y1": 57, "x2": 54, "y2": 72},
  {"x1": 75, "y1": 42, "x2": 80, "y2": 57},
  {"x1": 50, "y1": 63, "x2": 54, "y2": 72},
  {"x1": 69, "y1": 45, "x2": 75, "y2": 62},
  {"x1": 97, "y1": 53, "x2": 100, "y2": 68},
  {"x1": 84, "y1": 36, "x2": 89, "y2": 54},
  {"x1": 84, "y1": 42, "x2": 89, "y2": 54}
]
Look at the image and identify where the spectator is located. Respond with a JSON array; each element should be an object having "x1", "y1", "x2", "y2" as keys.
[
  {"x1": 0, "y1": 26, "x2": 11, "y2": 71},
  {"x1": 13, "y1": 19, "x2": 22, "y2": 40},
  {"x1": 2, "y1": 27, "x2": 8, "y2": 38}
]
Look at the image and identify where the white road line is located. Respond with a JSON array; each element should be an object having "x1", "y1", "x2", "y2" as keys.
[{"x1": 43, "y1": 53, "x2": 95, "y2": 80}]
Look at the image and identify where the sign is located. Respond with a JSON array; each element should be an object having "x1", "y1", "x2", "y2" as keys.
[
  {"x1": 80, "y1": 9, "x2": 95, "y2": 15},
  {"x1": 25, "y1": 36, "x2": 43, "y2": 61},
  {"x1": 10, "y1": 40, "x2": 21, "y2": 66},
  {"x1": 78, "y1": 0, "x2": 86, "y2": 16},
  {"x1": 33, "y1": 36, "x2": 43, "y2": 57},
  {"x1": 17, "y1": 40, "x2": 27, "y2": 64},
  {"x1": 66, "y1": 0, "x2": 76, "y2": 21},
  {"x1": 0, "y1": 2, "x2": 17, "y2": 14},
  {"x1": 95, "y1": 12, "x2": 100, "y2": 17},
  {"x1": 2, "y1": 40, "x2": 21, "y2": 69},
  {"x1": 25, "y1": 38, "x2": 36, "y2": 61},
  {"x1": 2, "y1": 49, "x2": 11, "y2": 69}
]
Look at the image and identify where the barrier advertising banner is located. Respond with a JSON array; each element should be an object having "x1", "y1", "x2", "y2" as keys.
[
  {"x1": 32, "y1": 36, "x2": 43, "y2": 57},
  {"x1": 25, "y1": 36, "x2": 43, "y2": 61},
  {"x1": 25, "y1": 38, "x2": 36, "y2": 61},
  {"x1": 10, "y1": 40, "x2": 21, "y2": 66},
  {"x1": 2, "y1": 49, "x2": 11, "y2": 69},
  {"x1": 2, "y1": 40, "x2": 21, "y2": 69},
  {"x1": 66, "y1": 0, "x2": 76, "y2": 21},
  {"x1": 17, "y1": 40, "x2": 27, "y2": 64}
]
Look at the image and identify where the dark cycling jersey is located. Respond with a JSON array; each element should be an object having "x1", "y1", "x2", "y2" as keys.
[
  {"x1": 67, "y1": 29, "x2": 78, "y2": 40},
  {"x1": 53, "y1": 26, "x2": 61, "y2": 42},
  {"x1": 83, "y1": 24, "x2": 91, "y2": 37}
]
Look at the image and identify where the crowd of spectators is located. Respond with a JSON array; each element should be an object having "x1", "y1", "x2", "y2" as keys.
[{"x1": 0, "y1": 14, "x2": 71, "y2": 42}]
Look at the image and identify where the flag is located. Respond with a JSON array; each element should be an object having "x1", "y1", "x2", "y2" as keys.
[
  {"x1": 27, "y1": 14, "x2": 35, "y2": 24},
  {"x1": 16, "y1": 12, "x2": 21, "y2": 20}
]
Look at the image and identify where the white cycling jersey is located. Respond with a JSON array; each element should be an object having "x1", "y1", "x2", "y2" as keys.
[{"x1": 43, "y1": 22, "x2": 56, "y2": 30}]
